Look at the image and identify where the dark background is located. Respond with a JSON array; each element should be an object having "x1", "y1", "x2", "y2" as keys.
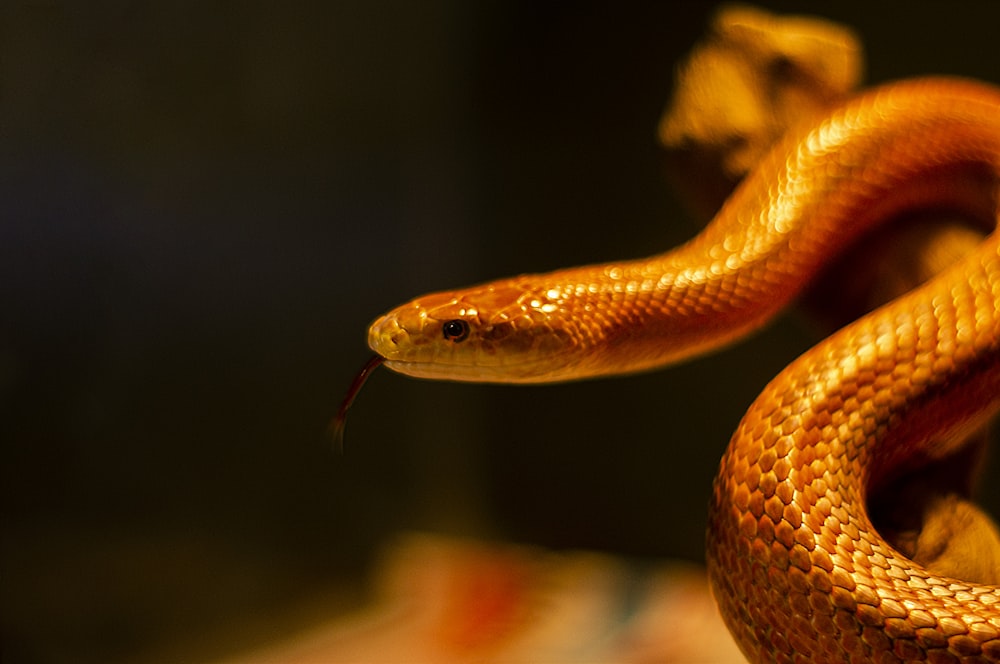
[{"x1": 4, "y1": 2, "x2": 1000, "y2": 663}]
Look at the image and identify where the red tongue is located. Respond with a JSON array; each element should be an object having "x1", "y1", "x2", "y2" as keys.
[{"x1": 329, "y1": 355, "x2": 385, "y2": 452}]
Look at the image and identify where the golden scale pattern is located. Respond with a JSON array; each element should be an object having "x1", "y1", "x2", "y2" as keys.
[
  {"x1": 368, "y1": 78, "x2": 1000, "y2": 662},
  {"x1": 708, "y1": 247, "x2": 1000, "y2": 663},
  {"x1": 707, "y1": 82, "x2": 1000, "y2": 662}
]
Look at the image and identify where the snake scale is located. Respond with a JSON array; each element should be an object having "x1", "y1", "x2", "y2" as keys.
[{"x1": 350, "y1": 78, "x2": 1000, "y2": 662}]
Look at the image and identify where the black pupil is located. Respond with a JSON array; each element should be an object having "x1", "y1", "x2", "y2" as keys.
[{"x1": 442, "y1": 319, "x2": 469, "y2": 342}]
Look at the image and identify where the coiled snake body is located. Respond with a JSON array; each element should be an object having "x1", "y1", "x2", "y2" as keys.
[{"x1": 360, "y1": 78, "x2": 1000, "y2": 662}]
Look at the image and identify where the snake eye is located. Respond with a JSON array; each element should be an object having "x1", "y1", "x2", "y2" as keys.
[{"x1": 441, "y1": 319, "x2": 470, "y2": 342}]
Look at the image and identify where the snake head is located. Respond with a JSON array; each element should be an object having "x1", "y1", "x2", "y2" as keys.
[{"x1": 367, "y1": 279, "x2": 581, "y2": 383}]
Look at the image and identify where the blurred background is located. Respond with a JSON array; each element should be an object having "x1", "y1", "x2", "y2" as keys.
[{"x1": 3, "y1": 2, "x2": 1000, "y2": 663}]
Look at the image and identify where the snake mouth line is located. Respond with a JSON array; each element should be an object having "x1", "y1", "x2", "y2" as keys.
[
  {"x1": 379, "y1": 349, "x2": 582, "y2": 384},
  {"x1": 380, "y1": 360, "x2": 557, "y2": 384}
]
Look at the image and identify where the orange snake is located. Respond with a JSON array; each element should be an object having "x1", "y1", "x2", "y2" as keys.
[{"x1": 347, "y1": 78, "x2": 1000, "y2": 662}]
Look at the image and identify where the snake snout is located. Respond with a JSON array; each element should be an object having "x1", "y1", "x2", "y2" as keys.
[{"x1": 367, "y1": 315, "x2": 406, "y2": 359}]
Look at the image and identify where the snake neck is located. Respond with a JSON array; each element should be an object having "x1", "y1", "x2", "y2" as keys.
[{"x1": 370, "y1": 78, "x2": 1000, "y2": 386}]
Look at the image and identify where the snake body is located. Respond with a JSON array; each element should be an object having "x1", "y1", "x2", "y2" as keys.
[{"x1": 366, "y1": 78, "x2": 1000, "y2": 662}]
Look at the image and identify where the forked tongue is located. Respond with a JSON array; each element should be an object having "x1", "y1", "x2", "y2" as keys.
[{"x1": 329, "y1": 355, "x2": 384, "y2": 452}]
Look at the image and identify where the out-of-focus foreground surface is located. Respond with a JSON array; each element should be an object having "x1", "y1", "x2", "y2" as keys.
[{"x1": 3, "y1": 3, "x2": 1000, "y2": 663}]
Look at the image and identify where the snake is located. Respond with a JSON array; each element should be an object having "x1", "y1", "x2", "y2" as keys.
[{"x1": 343, "y1": 77, "x2": 1000, "y2": 662}]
